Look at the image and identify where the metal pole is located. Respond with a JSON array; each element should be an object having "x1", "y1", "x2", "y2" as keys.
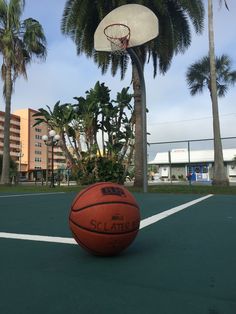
[
  {"x1": 51, "y1": 141, "x2": 54, "y2": 188},
  {"x1": 46, "y1": 145, "x2": 48, "y2": 186},
  {"x1": 168, "y1": 150, "x2": 172, "y2": 184},
  {"x1": 67, "y1": 169, "x2": 70, "y2": 186},
  {"x1": 18, "y1": 142, "x2": 23, "y2": 175},
  {"x1": 19, "y1": 152, "x2": 21, "y2": 174},
  {"x1": 127, "y1": 48, "x2": 147, "y2": 193},
  {"x1": 187, "y1": 141, "x2": 191, "y2": 185}
]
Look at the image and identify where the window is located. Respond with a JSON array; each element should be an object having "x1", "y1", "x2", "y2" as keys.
[
  {"x1": 35, "y1": 135, "x2": 42, "y2": 140},
  {"x1": 35, "y1": 157, "x2": 41, "y2": 162},
  {"x1": 35, "y1": 150, "x2": 42, "y2": 155},
  {"x1": 35, "y1": 142, "x2": 42, "y2": 147},
  {"x1": 35, "y1": 128, "x2": 42, "y2": 133}
]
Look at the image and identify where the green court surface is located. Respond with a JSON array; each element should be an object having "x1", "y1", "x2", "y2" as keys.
[{"x1": 0, "y1": 192, "x2": 236, "y2": 314}]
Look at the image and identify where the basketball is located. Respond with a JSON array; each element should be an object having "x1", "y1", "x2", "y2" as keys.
[{"x1": 69, "y1": 182, "x2": 140, "y2": 256}]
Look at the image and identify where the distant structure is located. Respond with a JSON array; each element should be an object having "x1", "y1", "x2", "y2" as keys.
[
  {"x1": 149, "y1": 148, "x2": 236, "y2": 182},
  {"x1": 13, "y1": 108, "x2": 66, "y2": 180},
  {"x1": 0, "y1": 108, "x2": 66, "y2": 181},
  {"x1": 0, "y1": 111, "x2": 21, "y2": 163}
]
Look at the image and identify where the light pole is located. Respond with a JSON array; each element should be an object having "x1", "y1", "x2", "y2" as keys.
[
  {"x1": 18, "y1": 142, "x2": 24, "y2": 175},
  {"x1": 42, "y1": 130, "x2": 60, "y2": 187}
]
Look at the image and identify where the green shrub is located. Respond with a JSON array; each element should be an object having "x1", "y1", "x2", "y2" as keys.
[{"x1": 78, "y1": 157, "x2": 126, "y2": 185}]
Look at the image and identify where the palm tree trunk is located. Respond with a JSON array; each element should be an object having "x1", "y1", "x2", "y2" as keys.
[
  {"x1": 208, "y1": 0, "x2": 229, "y2": 186},
  {"x1": 60, "y1": 133, "x2": 73, "y2": 161},
  {"x1": 0, "y1": 65, "x2": 12, "y2": 185}
]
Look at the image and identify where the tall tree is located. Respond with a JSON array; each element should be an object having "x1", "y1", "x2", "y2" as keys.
[
  {"x1": 207, "y1": 0, "x2": 230, "y2": 185},
  {"x1": 186, "y1": 54, "x2": 236, "y2": 182},
  {"x1": 0, "y1": 0, "x2": 47, "y2": 185},
  {"x1": 33, "y1": 102, "x2": 76, "y2": 168},
  {"x1": 61, "y1": 0, "x2": 204, "y2": 188}
]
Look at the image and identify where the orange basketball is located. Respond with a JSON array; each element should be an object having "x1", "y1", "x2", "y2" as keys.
[{"x1": 69, "y1": 182, "x2": 140, "y2": 256}]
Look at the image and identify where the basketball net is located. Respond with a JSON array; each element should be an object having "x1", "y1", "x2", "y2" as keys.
[{"x1": 104, "y1": 23, "x2": 130, "y2": 55}]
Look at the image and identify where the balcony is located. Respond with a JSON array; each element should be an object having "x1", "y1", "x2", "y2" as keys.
[
  {"x1": 11, "y1": 120, "x2": 20, "y2": 126},
  {"x1": 10, "y1": 143, "x2": 20, "y2": 149},
  {"x1": 0, "y1": 120, "x2": 20, "y2": 127},
  {"x1": 10, "y1": 135, "x2": 20, "y2": 141},
  {"x1": 10, "y1": 151, "x2": 21, "y2": 157}
]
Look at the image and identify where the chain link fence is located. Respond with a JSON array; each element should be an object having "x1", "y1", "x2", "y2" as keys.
[{"x1": 147, "y1": 137, "x2": 236, "y2": 184}]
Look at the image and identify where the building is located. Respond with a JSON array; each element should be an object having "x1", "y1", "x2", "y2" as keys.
[
  {"x1": 0, "y1": 111, "x2": 21, "y2": 163},
  {"x1": 13, "y1": 108, "x2": 66, "y2": 180},
  {"x1": 149, "y1": 148, "x2": 236, "y2": 182}
]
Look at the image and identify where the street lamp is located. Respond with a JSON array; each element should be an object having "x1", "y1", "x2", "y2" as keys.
[
  {"x1": 18, "y1": 142, "x2": 24, "y2": 174},
  {"x1": 42, "y1": 130, "x2": 60, "y2": 187}
]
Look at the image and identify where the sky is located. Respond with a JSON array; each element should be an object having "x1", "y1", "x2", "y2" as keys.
[{"x1": 0, "y1": 0, "x2": 236, "y2": 159}]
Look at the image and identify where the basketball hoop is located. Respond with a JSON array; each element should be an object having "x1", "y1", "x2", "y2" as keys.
[{"x1": 104, "y1": 23, "x2": 130, "y2": 54}]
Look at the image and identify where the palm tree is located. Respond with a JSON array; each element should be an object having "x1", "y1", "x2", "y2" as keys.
[
  {"x1": 33, "y1": 102, "x2": 77, "y2": 168},
  {"x1": 0, "y1": 0, "x2": 47, "y2": 185},
  {"x1": 207, "y1": 0, "x2": 230, "y2": 185},
  {"x1": 61, "y1": 0, "x2": 204, "y2": 188},
  {"x1": 34, "y1": 83, "x2": 134, "y2": 184},
  {"x1": 186, "y1": 54, "x2": 236, "y2": 184},
  {"x1": 186, "y1": 55, "x2": 236, "y2": 97}
]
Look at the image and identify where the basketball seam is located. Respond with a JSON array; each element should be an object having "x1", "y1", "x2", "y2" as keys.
[
  {"x1": 71, "y1": 230, "x2": 103, "y2": 255},
  {"x1": 69, "y1": 217, "x2": 139, "y2": 235},
  {"x1": 71, "y1": 200, "x2": 139, "y2": 212},
  {"x1": 71, "y1": 182, "x2": 110, "y2": 206},
  {"x1": 80, "y1": 182, "x2": 107, "y2": 196}
]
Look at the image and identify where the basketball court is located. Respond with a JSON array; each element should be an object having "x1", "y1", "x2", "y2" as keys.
[
  {"x1": 0, "y1": 191, "x2": 235, "y2": 314},
  {"x1": 1, "y1": 3, "x2": 234, "y2": 314}
]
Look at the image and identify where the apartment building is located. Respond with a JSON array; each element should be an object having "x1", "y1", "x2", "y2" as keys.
[
  {"x1": 13, "y1": 108, "x2": 66, "y2": 180},
  {"x1": 0, "y1": 111, "x2": 21, "y2": 164}
]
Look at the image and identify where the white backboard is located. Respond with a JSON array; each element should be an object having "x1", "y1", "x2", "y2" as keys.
[{"x1": 94, "y1": 4, "x2": 159, "y2": 52}]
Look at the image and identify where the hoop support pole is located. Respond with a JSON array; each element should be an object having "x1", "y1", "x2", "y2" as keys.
[{"x1": 127, "y1": 48, "x2": 147, "y2": 193}]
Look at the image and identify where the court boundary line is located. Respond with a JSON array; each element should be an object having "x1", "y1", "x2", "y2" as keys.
[
  {"x1": 0, "y1": 194, "x2": 213, "y2": 245},
  {"x1": 0, "y1": 232, "x2": 76, "y2": 244},
  {"x1": 0, "y1": 192, "x2": 66, "y2": 198},
  {"x1": 140, "y1": 194, "x2": 213, "y2": 229}
]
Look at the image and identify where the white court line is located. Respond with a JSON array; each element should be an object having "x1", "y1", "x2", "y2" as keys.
[
  {"x1": 0, "y1": 194, "x2": 213, "y2": 245},
  {"x1": 0, "y1": 232, "x2": 76, "y2": 244},
  {"x1": 0, "y1": 192, "x2": 65, "y2": 198},
  {"x1": 140, "y1": 194, "x2": 213, "y2": 229}
]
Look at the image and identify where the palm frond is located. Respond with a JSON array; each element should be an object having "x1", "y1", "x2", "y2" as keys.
[
  {"x1": 22, "y1": 18, "x2": 47, "y2": 59},
  {"x1": 0, "y1": 1, "x2": 7, "y2": 28},
  {"x1": 187, "y1": 54, "x2": 236, "y2": 97},
  {"x1": 219, "y1": 0, "x2": 229, "y2": 10}
]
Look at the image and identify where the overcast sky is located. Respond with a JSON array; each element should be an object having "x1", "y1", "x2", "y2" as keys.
[{"x1": 1, "y1": 0, "x2": 235, "y2": 158}]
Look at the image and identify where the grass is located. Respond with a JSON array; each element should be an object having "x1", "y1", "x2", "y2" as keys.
[
  {"x1": 147, "y1": 184, "x2": 236, "y2": 195},
  {"x1": 0, "y1": 184, "x2": 80, "y2": 194},
  {"x1": 0, "y1": 182, "x2": 236, "y2": 195}
]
